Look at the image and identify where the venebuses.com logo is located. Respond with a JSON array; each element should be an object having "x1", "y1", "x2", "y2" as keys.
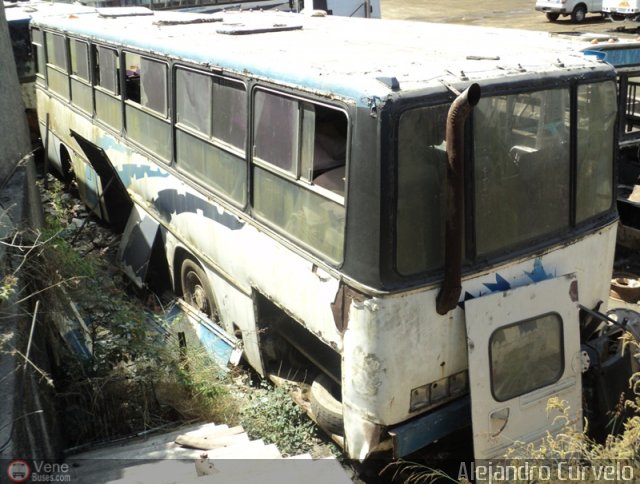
[{"x1": 7, "y1": 460, "x2": 30, "y2": 483}]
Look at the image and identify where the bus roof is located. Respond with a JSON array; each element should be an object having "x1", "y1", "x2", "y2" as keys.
[{"x1": 31, "y1": 8, "x2": 614, "y2": 102}]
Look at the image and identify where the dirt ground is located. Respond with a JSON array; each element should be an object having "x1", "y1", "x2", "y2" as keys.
[{"x1": 380, "y1": 0, "x2": 640, "y2": 37}]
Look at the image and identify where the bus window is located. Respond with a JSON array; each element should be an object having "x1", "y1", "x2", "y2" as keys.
[
  {"x1": 301, "y1": 103, "x2": 347, "y2": 196},
  {"x1": 490, "y1": 313, "x2": 563, "y2": 402},
  {"x1": 576, "y1": 82, "x2": 616, "y2": 223},
  {"x1": 124, "y1": 52, "x2": 170, "y2": 160},
  {"x1": 252, "y1": 90, "x2": 346, "y2": 263},
  {"x1": 45, "y1": 32, "x2": 69, "y2": 99},
  {"x1": 396, "y1": 104, "x2": 448, "y2": 275},
  {"x1": 474, "y1": 89, "x2": 570, "y2": 256},
  {"x1": 94, "y1": 46, "x2": 121, "y2": 131},
  {"x1": 70, "y1": 40, "x2": 90, "y2": 81},
  {"x1": 253, "y1": 91, "x2": 298, "y2": 174},
  {"x1": 176, "y1": 68, "x2": 211, "y2": 134},
  {"x1": 175, "y1": 68, "x2": 247, "y2": 204},
  {"x1": 212, "y1": 77, "x2": 246, "y2": 152},
  {"x1": 70, "y1": 39, "x2": 92, "y2": 114},
  {"x1": 32, "y1": 28, "x2": 45, "y2": 84}
]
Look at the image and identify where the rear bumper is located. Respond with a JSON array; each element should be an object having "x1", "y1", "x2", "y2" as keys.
[
  {"x1": 388, "y1": 396, "x2": 471, "y2": 458},
  {"x1": 536, "y1": 7, "x2": 568, "y2": 13}
]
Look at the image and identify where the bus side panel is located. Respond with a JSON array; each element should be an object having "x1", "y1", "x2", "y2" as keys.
[
  {"x1": 36, "y1": 91, "x2": 63, "y2": 174},
  {"x1": 162, "y1": 229, "x2": 265, "y2": 375},
  {"x1": 125, "y1": 168, "x2": 343, "y2": 352}
]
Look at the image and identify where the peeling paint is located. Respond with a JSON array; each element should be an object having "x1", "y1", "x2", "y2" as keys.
[{"x1": 351, "y1": 347, "x2": 383, "y2": 397}]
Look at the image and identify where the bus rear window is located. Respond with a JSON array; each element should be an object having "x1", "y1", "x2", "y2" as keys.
[
  {"x1": 396, "y1": 104, "x2": 448, "y2": 275},
  {"x1": 474, "y1": 89, "x2": 570, "y2": 256},
  {"x1": 395, "y1": 82, "x2": 615, "y2": 277},
  {"x1": 576, "y1": 82, "x2": 616, "y2": 223}
]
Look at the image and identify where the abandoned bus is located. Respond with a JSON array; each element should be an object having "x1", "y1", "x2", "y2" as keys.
[{"x1": 32, "y1": 9, "x2": 621, "y2": 459}]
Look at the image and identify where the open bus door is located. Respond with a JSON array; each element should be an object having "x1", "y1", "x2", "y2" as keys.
[{"x1": 464, "y1": 274, "x2": 583, "y2": 459}]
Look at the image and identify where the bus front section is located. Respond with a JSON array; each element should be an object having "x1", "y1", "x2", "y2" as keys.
[{"x1": 339, "y1": 71, "x2": 620, "y2": 460}]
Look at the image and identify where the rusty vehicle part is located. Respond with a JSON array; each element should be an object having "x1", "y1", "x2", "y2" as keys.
[
  {"x1": 436, "y1": 83, "x2": 481, "y2": 315},
  {"x1": 181, "y1": 258, "x2": 217, "y2": 319},
  {"x1": 580, "y1": 306, "x2": 640, "y2": 439},
  {"x1": 610, "y1": 271, "x2": 640, "y2": 302}
]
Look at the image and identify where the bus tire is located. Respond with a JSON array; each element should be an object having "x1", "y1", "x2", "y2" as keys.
[
  {"x1": 180, "y1": 258, "x2": 216, "y2": 319},
  {"x1": 310, "y1": 374, "x2": 344, "y2": 435}
]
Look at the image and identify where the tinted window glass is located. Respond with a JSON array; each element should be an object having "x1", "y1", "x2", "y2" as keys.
[
  {"x1": 140, "y1": 57, "x2": 167, "y2": 115},
  {"x1": 576, "y1": 82, "x2": 616, "y2": 222},
  {"x1": 212, "y1": 77, "x2": 246, "y2": 150},
  {"x1": 96, "y1": 46, "x2": 119, "y2": 94},
  {"x1": 474, "y1": 90, "x2": 570, "y2": 255},
  {"x1": 46, "y1": 32, "x2": 67, "y2": 70},
  {"x1": 70, "y1": 39, "x2": 90, "y2": 81},
  {"x1": 253, "y1": 90, "x2": 298, "y2": 173},
  {"x1": 176, "y1": 68, "x2": 211, "y2": 134},
  {"x1": 396, "y1": 104, "x2": 448, "y2": 275},
  {"x1": 490, "y1": 314, "x2": 563, "y2": 401}
]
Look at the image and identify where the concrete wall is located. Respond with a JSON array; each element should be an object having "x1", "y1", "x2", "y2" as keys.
[
  {"x1": 0, "y1": 3, "x2": 59, "y2": 467},
  {"x1": 0, "y1": 3, "x2": 31, "y2": 185}
]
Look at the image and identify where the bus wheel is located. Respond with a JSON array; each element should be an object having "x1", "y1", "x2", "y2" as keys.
[
  {"x1": 180, "y1": 258, "x2": 216, "y2": 319},
  {"x1": 310, "y1": 373, "x2": 344, "y2": 435}
]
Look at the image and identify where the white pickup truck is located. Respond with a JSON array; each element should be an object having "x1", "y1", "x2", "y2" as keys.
[{"x1": 535, "y1": 0, "x2": 603, "y2": 22}]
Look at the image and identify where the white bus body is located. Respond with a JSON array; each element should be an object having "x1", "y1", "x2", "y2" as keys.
[{"x1": 32, "y1": 9, "x2": 624, "y2": 460}]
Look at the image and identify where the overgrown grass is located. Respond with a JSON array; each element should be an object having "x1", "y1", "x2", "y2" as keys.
[
  {"x1": 24, "y1": 176, "x2": 323, "y2": 455},
  {"x1": 28, "y1": 177, "x2": 244, "y2": 445},
  {"x1": 240, "y1": 379, "x2": 319, "y2": 456}
]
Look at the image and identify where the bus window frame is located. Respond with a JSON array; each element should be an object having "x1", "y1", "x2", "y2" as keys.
[
  {"x1": 389, "y1": 76, "x2": 618, "y2": 282},
  {"x1": 92, "y1": 44, "x2": 123, "y2": 134},
  {"x1": 173, "y1": 64, "x2": 249, "y2": 208},
  {"x1": 31, "y1": 28, "x2": 46, "y2": 85},
  {"x1": 251, "y1": 86, "x2": 350, "y2": 204},
  {"x1": 122, "y1": 49, "x2": 172, "y2": 163},
  {"x1": 173, "y1": 65, "x2": 248, "y2": 161},
  {"x1": 44, "y1": 30, "x2": 70, "y2": 100},
  {"x1": 69, "y1": 36, "x2": 93, "y2": 115},
  {"x1": 250, "y1": 85, "x2": 350, "y2": 265}
]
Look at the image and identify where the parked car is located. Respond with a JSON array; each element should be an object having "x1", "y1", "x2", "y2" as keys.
[{"x1": 535, "y1": 0, "x2": 603, "y2": 22}]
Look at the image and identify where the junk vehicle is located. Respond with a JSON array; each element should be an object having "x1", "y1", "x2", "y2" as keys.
[{"x1": 32, "y1": 8, "x2": 634, "y2": 459}]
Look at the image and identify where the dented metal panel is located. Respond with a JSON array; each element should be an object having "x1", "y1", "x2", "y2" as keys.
[{"x1": 117, "y1": 205, "x2": 161, "y2": 288}]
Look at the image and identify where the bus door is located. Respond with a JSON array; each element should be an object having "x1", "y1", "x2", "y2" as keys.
[{"x1": 464, "y1": 273, "x2": 583, "y2": 459}]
